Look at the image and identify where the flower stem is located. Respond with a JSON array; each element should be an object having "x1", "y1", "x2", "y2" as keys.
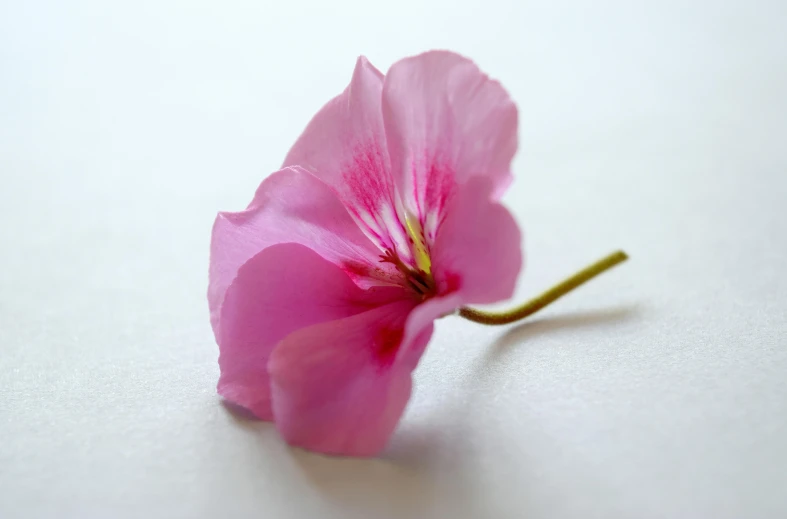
[{"x1": 458, "y1": 250, "x2": 629, "y2": 325}]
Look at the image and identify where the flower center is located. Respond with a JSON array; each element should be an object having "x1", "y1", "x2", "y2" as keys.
[{"x1": 379, "y1": 249, "x2": 436, "y2": 299}]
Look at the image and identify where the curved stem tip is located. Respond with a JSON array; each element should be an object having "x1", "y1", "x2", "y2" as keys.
[{"x1": 459, "y1": 250, "x2": 629, "y2": 326}]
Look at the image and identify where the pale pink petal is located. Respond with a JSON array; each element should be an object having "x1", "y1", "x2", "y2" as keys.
[
  {"x1": 217, "y1": 243, "x2": 408, "y2": 420},
  {"x1": 209, "y1": 166, "x2": 400, "y2": 337},
  {"x1": 268, "y1": 300, "x2": 432, "y2": 456},
  {"x1": 398, "y1": 293, "x2": 464, "y2": 368},
  {"x1": 283, "y1": 57, "x2": 413, "y2": 263},
  {"x1": 382, "y1": 51, "x2": 518, "y2": 242},
  {"x1": 431, "y1": 177, "x2": 523, "y2": 304}
]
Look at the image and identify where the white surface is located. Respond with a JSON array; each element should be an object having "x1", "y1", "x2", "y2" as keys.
[{"x1": 1, "y1": 1, "x2": 786, "y2": 517}]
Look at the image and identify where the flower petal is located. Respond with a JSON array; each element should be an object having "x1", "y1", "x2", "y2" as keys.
[
  {"x1": 268, "y1": 300, "x2": 432, "y2": 456},
  {"x1": 217, "y1": 243, "x2": 407, "y2": 420},
  {"x1": 209, "y1": 166, "x2": 398, "y2": 336},
  {"x1": 283, "y1": 57, "x2": 412, "y2": 262},
  {"x1": 431, "y1": 177, "x2": 523, "y2": 304},
  {"x1": 395, "y1": 178, "x2": 522, "y2": 366},
  {"x1": 398, "y1": 292, "x2": 464, "y2": 367},
  {"x1": 382, "y1": 51, "x2": 518, "y2": 242}
]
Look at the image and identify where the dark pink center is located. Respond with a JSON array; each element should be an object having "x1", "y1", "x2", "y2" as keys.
[{"x1": 379, "y1": 249, "x2": 436, "y2": 300}]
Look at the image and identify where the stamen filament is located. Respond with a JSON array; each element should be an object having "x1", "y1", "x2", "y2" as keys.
[
  {"x1": 458, "y1": 250, "x2": 629, "y2": 325},
  {"x1": 407, "y1": 276, "x2": 431, "y2": 295}
]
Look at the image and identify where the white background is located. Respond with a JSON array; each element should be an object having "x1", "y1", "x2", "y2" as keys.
[{"x1": 1, "y1": 1, "x2": 786, "y2": 517}]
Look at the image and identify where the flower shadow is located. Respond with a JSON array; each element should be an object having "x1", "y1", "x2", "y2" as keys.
[
  {"x1": 483, "y1": 304, "x2": 641, "y2": 363},
  {"x1": 384, "y1": 306, "x2": 642, "y2": 467},
  {"x1": 220, "y1": 400, "x2": 260, "y2": 420},
  {"x1": 289, "y1": 445, "x2": 441, "y2": 516},
  {"x1": 219, "y1": 305, "x2": 639, "y2": 517},
  {"x1": 223, "y1": 400, "x2": 443, "y2": 514}
]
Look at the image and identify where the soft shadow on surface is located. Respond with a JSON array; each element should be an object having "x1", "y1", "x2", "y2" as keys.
[
  {"x1": 221, "y1": 399, "x2": 261, "y2": 421},
  {"x1": 380, "y1": 308, "x2": 641, "y2": 469},
  {"x1": 218, "y1": 307, "x2": 639, "y2": 517},
  {"x1": 484, "y1": 304, "x2": 641, "y2": 361},
  {"x1": 221, "y1": 399, "x2": 442, "y2": 516},
  {"x1": 291, "y1": 445, "x2": 440, "y2": 517}
]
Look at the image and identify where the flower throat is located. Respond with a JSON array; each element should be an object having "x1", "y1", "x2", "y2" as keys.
[{"x1": 380, "y1": 249, "x2": 436, "y2": 299}]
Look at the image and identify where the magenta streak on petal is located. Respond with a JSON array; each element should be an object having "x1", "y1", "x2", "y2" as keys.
[
  {"x1": 341, "y1": 140, "x2": 415, "y2": 265},
  {"x1": 410, "y1": 157, "x2": 423, "y2": 224},
  {"x1": 407, "y1": 146, "x2": 456, "y2": 245},
  {"x1": 372, "y1": 325, "x2": 405, "y2": 368},
  {"x1": 342, "y1": 142, "x2": 390, "y2": 235},
  {"x1": 424, "y1": 161, "x2": 454, "y2": 218},
  {"x1": 344, "y1": 144, "x2": 388, "y2": 230},
  {"x1": 422, "y1": 160, "x2": 455, "y2": 242}
]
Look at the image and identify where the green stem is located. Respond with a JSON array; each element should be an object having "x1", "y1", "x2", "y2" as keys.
[{"x1": 458, "y1": 250, "x2": 629, "y2": 326}]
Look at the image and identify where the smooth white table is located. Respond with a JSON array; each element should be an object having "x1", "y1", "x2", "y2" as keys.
[{"x1": 2, "y1": 1, "x2": 785, "y2": 517}]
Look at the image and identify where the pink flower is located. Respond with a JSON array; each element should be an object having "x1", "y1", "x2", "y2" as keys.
[{"x1": 208, "y1": 51, "x2": 522, "y2": 456}]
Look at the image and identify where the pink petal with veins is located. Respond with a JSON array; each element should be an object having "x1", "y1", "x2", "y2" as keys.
[
  {"x1": 269, "y1": 300, "x2": 432, "y2": 457},
  {"x1": 283, "y1": 57, "x2": 412, "y2": 262},
  {"x1": 430, "y1": 176, "x2": 523, "y2": 305},
  {"x1": 217, "y1": 243, "x2": 409, "y2": 420},
  {"x1": 208, "y1": 166, "x2": 398, "y2": 337},
  {"x1": 382, "y1": 51, "x2": 518, "y2": 242}
]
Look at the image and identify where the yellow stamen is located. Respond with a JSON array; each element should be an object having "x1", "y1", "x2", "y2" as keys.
[{"x1": 405, "y1": 213, "x2": 431, "y2": 274}]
